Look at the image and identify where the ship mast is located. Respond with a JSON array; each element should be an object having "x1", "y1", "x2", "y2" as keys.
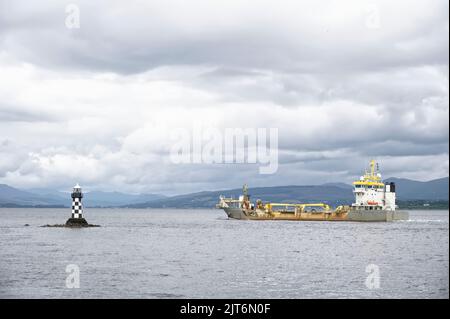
[
  {"x1": 370, "y1": 159, "x2": 376, "y2": 176},
  {"x1": 243, "y1": 184, "x2": 248, "y2": 196}
]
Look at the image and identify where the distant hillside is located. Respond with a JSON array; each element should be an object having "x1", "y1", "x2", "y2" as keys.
[
  {"x1": 396, "y1": 200, "x2": 449, "y2": 210},
  {"x1": 0, "y1": 184, "x2": 65, "y2": 207},
  {"x1": 322, "y1": 182, "x2": 353, "y2": 189},
  {"x1": 0, "y1": 176, "x2": 448, "y2": 208},
  {"x1": 82, "y1": 191, "x2": 166, "y2": 207},
  {"x1": 385, "y1": 177, "x2": 449, "y2": 200},
  {"x1": 130, "y1": 177, "x2": 449, "y2": 209},
  {"x1": 129, "y1": 185, "x2": 354, "y2": 208},
  {"x1": 0, "y1": 185, "x2": 166, "y2": 208}
]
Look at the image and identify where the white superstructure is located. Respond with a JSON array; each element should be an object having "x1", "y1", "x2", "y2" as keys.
[{"x1": 352, "y1": 160, "x2": 396, "y2": 211}]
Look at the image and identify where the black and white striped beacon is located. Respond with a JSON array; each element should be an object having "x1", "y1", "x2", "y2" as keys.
[{"x1": 71, "y1": 184, "x2": 84, "y2": 219}]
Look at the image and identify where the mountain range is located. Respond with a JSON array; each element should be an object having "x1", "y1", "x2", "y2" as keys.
[
  {"x1": 0, "y1": 185, "x2": 166, "y2": 208},
  {"x1": 0, "y1": 176, "x2": 447, "y2": 208}
]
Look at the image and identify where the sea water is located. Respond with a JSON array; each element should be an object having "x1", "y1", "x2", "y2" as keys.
[{"x1": 0, "y1": 208, "x2": 448, "y2": 298}]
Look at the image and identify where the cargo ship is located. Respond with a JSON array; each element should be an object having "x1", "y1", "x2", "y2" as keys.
[{"x1": 217, "y1": 160, "x2": 409, "y2": 222}]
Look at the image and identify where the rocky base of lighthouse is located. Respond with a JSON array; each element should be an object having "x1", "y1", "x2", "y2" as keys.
[
  {"x1": 41, "y1": 218, "x2": 100, "y2": 228},
  {"x1": 65, "y1": 217, "x2": 89, "y2": 227}
]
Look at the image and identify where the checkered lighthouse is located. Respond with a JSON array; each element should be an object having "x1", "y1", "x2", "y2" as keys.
[{"x1": 71, "y1": 184, "x2": 84, "y2": 219}]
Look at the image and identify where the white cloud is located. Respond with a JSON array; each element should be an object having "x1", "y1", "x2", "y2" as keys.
[{"x1": 0, "y1": 0, "x2": 448, "y2": 194}]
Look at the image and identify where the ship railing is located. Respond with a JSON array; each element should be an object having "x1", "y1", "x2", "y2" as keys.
[
  {"x1": 217, "y1": 196, "x2": 242, "y2": 209},
  {"x1": 264, "y1": 202, "x2": 332, "y2": 214}
]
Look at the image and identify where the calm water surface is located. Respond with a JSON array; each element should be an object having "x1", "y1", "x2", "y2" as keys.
[{"x1": 0, "y1": 208, "x2": 448, "y2": 298}]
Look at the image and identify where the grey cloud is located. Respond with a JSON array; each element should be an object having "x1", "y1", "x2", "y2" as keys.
[
  {"x1": 0, "y1": 0, "x2": 447, "y2": 74},
  {"x1": 0, "y1": 105, "x2": 57, "y2": 122},
  {"x1": 0, "y1": 0, "x2": 448, "y2": 193}
]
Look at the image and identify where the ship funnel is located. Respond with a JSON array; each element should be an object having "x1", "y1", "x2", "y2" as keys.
[{"x1": 389, "y1": 182, "x2": 396, "y2": 193}]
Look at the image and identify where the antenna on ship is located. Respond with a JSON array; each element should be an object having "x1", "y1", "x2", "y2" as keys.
[
  {"x1": 243, "y1": 184, "x2": 248, "y2": 196},
  {"x1": 370, "y1": 159, "x2": 376, "y2": 176}
]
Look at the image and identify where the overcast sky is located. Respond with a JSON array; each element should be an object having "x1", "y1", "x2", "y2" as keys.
[{"x1": 0, "y1": 0, "x2": 448, "y2": 195}]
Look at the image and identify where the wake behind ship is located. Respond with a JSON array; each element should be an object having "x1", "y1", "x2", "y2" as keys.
[{"x1": 217, "y1": 160, "x2": 409, "y2": 222}]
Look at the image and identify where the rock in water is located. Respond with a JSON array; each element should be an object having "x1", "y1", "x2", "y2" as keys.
[
  {"x1": 65, "y1": 217, "x2": 89, "y2": 227},
  {"x1": 41, "y1": 222, "x2": 100, "y2": 228}
]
